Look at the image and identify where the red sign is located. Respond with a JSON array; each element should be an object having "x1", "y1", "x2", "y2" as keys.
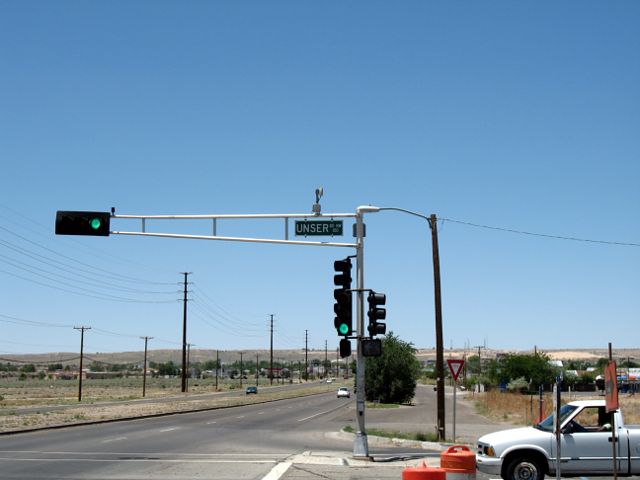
[
  {"x1": 604, "y1": 360, "x2": 618, "y2": 412},
  {"x1": 447, "y1": 359, "x2": 465, "y2": 381}
]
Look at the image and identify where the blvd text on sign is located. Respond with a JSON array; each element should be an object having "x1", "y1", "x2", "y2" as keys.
[{"x1": 295, "y1": 220, "x2": 343, "y2": 237}]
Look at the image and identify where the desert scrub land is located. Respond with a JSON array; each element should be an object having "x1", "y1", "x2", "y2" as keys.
[{"x1": 475, "y1": 390, "x2": 640, "y2": 426}]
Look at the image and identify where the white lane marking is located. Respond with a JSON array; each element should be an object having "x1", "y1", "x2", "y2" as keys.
[
  {"x1": 297, "y1": 402, "x2": 349, "y2": 422},
  {"x1": 101, "y1": 437, "x2": 128, "y2": 443},
  {"x1": 206, "y1": 421, "x2": 217, "y2": 425},
  {"x1": 298, "y1": 411, "x2": 330, "y2": 422},
  {"x1": 262, "y1": 461, "x2": 292, "y2": 480},
  {"x1": 159, "y1": 427, "x2": 179, "y2": 433},
  {"x1": 236, "y1": 415, "x2": 245, "y2": 419}
]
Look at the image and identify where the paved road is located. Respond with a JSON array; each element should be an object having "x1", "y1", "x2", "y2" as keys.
[
  {"x1": 0, "y1": 388, "x2": 442, "y2": 479},
  {"x1": 0, "y1": 384, "x2": 631, "y2": 479}
]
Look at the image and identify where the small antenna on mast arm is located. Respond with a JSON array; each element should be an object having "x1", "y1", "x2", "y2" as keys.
[{"x1": 312, "y1": 187, "x2": 323, "y2": 215}]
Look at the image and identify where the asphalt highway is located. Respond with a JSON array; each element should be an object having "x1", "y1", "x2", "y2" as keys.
[
  {"x1": 0, "y1": 385, "x2": 627, "y2": 479},
  {"x1": 0, "y1": 388, "x2": 442, "y2": 479}
]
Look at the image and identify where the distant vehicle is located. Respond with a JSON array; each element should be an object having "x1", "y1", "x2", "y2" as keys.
[
  {"x1": 326, "y1": 378, "x2": 333, "y2": 383},
  {"x1": 245, "y1": 386, "x2": 258, "y2": 395},
  {"x1": 337, "y1": 387, "x2": 350, "y2": 398}
]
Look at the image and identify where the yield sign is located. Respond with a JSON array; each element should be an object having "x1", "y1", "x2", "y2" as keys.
[{"x1": 447, "y1": 359, "x2": 465, "y2": 381}]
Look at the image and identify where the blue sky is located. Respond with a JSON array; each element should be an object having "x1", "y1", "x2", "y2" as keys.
[{"x1": 1, "y1": 1, "x2": 638, "y2": 357}]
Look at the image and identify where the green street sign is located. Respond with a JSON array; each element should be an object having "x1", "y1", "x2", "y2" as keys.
[{"x1": 295, "y1": 220, "x2": 343, "y2": 237}]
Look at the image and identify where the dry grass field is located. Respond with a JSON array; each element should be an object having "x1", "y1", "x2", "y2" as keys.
[
  {"x1": 0, "y1": 377, "x2": 338, "y2": 433},
  {"x1": 475, "y1": 390, "x2": 640, "y2": 425}
]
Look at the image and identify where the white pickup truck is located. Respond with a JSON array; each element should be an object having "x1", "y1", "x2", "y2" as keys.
[{"x1": 476, "y1": 399, "x2": 640, "y2": 479}]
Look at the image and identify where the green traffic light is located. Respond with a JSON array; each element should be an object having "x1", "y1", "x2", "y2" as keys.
[
  {"x1": 90, "y1": 218, "x2": 102, "y2": 230},
  {"x1": 338, "y1": 323, "x2": 349, "y2": 335}
]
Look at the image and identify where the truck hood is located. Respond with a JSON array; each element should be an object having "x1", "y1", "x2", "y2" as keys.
[{"x1": 478, "y1": 426, "x2": 551, "y2": 451}]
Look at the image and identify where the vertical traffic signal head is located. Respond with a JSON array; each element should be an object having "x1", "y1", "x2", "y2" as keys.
[
  {"x1": 55, "y1": 211, "x2": 111, "y2": 236},
  {"x1": 367, "y1": 291, "x2": 386, "y2": 337},
  {"x1": 333, "y1": 258, "x2": 352, "y2": 337},
  {"x1": 339, "y1": 338, "x2": 351, "y2": 358},
  {"x1": 333, "y1": 259, "x2": 352, "y2": 289}
]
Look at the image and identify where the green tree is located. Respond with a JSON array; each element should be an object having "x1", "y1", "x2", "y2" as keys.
[
  {"x1": 364, "y1": 332, "x2": 421, "y2": 404},
  {"x1": 20, "y1": 364, "x2": 36, "y2": 373},
  {"x1": 485, "y1": 353, "x2": 560, "y2": 389},
  {"x1": 89, "y1": 362, "x2": 105, "y2": 372},
  {"x1": 157, "y1": 361, "x2": 179, "y2": 376}
]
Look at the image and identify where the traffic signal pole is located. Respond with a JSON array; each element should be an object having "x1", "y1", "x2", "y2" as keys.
[
  {"x1": 353, "y1": 210, "x2": 368, "y2": 457},
  {"x1": 57, "y1": 202, "x2": 371, "y2": 455}
]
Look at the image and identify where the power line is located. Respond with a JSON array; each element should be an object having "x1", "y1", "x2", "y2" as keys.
[
  {"x1": 441, "y1": 217, "x2": 640, "y2": 247},
  {"x1": 0, "y1": 224, "x2": 175, "y2": 285},
  {"x1": 0, "y1": 246, "x2": 178, "y2": 296}
]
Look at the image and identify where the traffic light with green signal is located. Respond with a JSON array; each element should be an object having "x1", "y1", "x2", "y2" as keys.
[
  {"x1": 333, "y1": 258, "x2": 352, "y2": 337},
  {"x1": 55, "y1": 211, "x2": 111, "y2": 236}
]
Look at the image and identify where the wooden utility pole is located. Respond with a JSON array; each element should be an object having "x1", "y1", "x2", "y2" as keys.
[
  {"x1": 74, "y1": 326, "x2": 91, "y2": 402},
  {"x1": 429, "y1": 214, "x2": 445, "y2": 441},
  {"x1": 305, "y1": 329, "x2": 309, "y2": 381},
  {"x1": 270, "y1": 314, "x2": 274, "y2": 385},
  {"x1": 140, "y1": 336, "x2": 152, "y2": 397},
  {"x1": 181, "y1": 272, "x2": 191, "y2": 393},
  {"x1": 215, "y1": 350, "x2": 219, "y2": 390}
]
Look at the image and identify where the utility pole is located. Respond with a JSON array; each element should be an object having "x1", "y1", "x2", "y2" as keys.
[
  {"x1": 215, "y1": 350, "x2": 219, "y2": 390},
  {"x1": 74, "y1": 326, "x2": 91, "y2": 402},
  {"x1": 140, "y1": 336, "x2": 152, "y2": 397},
  {"x1": 256, "y1": 353, "x2": 259, "y2": 386},
  {"x1": 428, "y1": 214, "x2": 445, "y2": 442},
  {"x1": 239, "y1": 352, "x2": 243, "y2": 388},
  {"x1": 269, "y1": 314, "x2": 274, "y2": 385},
  {"x1": 324, "y1": 340, "x2": 328, "y2": 379},
  {"x1": 186, "y1": 342, "x2": 194, "y2": 392},
  {"x1": 474, "y1": 345, "x2": 485, "y2": 378},
  {"x1": 181, "y1": 272, "x2": 191, "y2": 393},
  {"x1": 304, "y1": 330, "x2": 309, "y2": 381}
]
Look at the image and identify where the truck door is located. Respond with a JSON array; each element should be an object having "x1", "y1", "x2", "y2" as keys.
[{"x1": 553, "y1": 406, "x2": 621, "y2": 474}]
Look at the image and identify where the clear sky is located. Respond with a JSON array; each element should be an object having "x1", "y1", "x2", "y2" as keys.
[{"x1": 1, "y1": 1, "x2": 638, "y2": 357}]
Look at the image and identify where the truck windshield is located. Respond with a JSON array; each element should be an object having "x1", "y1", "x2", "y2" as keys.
[{"x1": 536, "y1": 404, "x2": 578, "y2": 432}]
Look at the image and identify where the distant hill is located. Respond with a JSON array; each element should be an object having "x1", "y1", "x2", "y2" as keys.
[{"x1": 3, "y1": 347, "x2": 638, "y2": 367}]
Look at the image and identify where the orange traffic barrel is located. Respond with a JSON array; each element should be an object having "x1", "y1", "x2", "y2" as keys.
[
  {"x1": 440, "y1": 445, "x2": 476, "y2": 480},
  {"x1": 402, "y1": 462, "x2": 446, "y2": 480}
]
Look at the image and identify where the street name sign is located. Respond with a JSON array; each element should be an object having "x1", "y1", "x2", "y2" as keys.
[{"x1": 295, "y1": 220, "x2": 343, "y2": 236}]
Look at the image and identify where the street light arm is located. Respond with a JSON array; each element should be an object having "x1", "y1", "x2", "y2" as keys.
[
  {"x1": 359, "y1": 205, "x2": 435, "y2": 227},
  {"x1": 358, "y1": 204, "x2": 445, "y2": 441},
  {"x1": 378, "y1": 207, "x2": 430, "y2": 223}
]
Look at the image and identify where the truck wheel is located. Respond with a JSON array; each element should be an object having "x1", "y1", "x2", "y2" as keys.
[{"x1": 504, "y1": 456, "x2": 544, "y2": 480}]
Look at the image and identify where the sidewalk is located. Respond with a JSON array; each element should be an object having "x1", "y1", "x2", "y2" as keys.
[{"x1": 364, "y1": 384, "x2": 507, "y2": 445}]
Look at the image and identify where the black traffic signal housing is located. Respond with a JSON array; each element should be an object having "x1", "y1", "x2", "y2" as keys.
[
  {"x1": 55, "y1": 211, "x2": 111, "y2": 236},
  {"x1": 333, "y1": 258, "x2": 352, "y2": 337},
  {"x1": 339, "y1": 338, "x2": 351, "y2": 358},
  {"x1": 367, "y1": 291, "x2": 386, "y2": 337}
]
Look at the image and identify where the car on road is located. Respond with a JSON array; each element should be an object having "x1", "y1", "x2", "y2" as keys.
[
  {"x1": 245, "y1": 386, "x2": 258, "y2": 395},
  {"x1": 337, "y1": 387, "x2": 350, "y2": 398}
]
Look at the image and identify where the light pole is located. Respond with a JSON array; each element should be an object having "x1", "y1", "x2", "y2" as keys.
[{"x1": 356, "y1": 205, "x2": 446, "y2": 441}]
